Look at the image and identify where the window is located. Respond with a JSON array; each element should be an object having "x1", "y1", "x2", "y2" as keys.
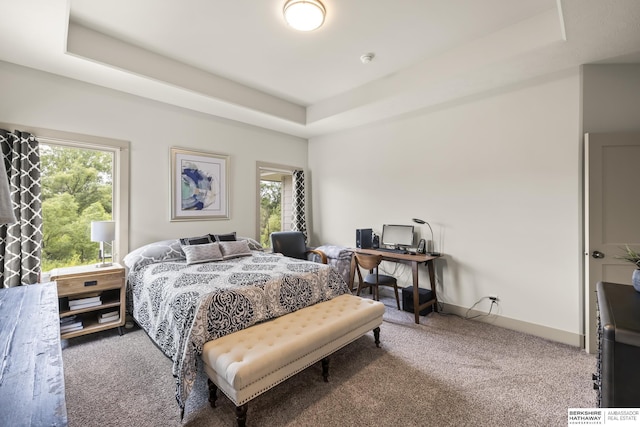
[
  {"x1": 256, "y1": 163, "x2": 298, "y2": 248},
  {"x1": 36, "y1": 131, "x2": 129, "y2": 272},
  {"x1": 40, "y1": 143, "x2": 114, "y2": 270}
]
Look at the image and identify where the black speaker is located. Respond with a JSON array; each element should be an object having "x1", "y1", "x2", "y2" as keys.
[
  {"x1": 356, "y1": 228, "x2": 373, "y2": 249},
  {"x1": 402, "y1": 286, "x2": 433, "y2": 316}
]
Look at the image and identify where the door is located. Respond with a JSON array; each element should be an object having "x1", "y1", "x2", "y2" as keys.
[{"x1": 585, "y1": 133, "x2": 640, "y2": 353}]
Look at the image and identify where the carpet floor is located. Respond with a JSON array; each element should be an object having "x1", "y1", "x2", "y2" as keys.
[{"x1": 61, "y1": 297, "x2": 596, "y2": 426}]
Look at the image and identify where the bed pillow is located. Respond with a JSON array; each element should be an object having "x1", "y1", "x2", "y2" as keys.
[
  {"x1": 179, "y1": 234, "x2": 213, "y2": 246},
  {"x1": 123, "y1": 239, "x2": 186, "y2": 271},
  {"x1": 182, "y1": 242, "x2": 223, "y2": 264},
  {"x1": 219, "y1": 240, "x2": 252, "y2": 260},
  {"x1": 210, "y1": 232, "x2": 237, "y2": 242},
  {"x1": 237, "y1": 236, "x2": 263, "y2": 251}
]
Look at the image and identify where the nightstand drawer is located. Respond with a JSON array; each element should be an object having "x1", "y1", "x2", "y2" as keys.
[{"x1": 55, "y1": 271, "x2": 124, "y2": 297}]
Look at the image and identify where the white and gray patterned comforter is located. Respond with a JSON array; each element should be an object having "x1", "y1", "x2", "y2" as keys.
[{"x1": 126, "y1": 250, "x2": 349, "y2": 410}]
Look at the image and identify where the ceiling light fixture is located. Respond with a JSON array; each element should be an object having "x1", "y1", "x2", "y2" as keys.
[{"x1": 283, "y1": 0, "x2": 326, "y2": 32}]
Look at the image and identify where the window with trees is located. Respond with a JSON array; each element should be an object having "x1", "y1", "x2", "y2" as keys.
[
  {"x1": 257, "y1": 163, "x2": 297, "y2": 248},
  {"x1": 260, "y1": 180, "x2": 282, "y2": 247},
  {"x1": 40, "y1": 143, "x2": 114, "y2": 271}
]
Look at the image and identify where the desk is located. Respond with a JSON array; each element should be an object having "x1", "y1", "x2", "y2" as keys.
[
  {"x1": 351, "y1": 248, "x2": 440, "y2": 324},
  {"x1": 0, "y1": 282, "x2": 68, "y2": 426}
]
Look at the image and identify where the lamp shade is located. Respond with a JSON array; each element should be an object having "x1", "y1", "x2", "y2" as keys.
[
  {"x1": 0, "y1": 155, "x2": 16, "y2": 225},
  {"x1": 91, "y1": 221, "x2": 115, "y2": 242},
  {"x1": 283, "y1": 0, "x2": 325, "y2": 31}
]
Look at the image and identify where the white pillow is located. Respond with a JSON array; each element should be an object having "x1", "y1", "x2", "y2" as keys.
[
  {"x1": 123, "y1": 239, "x2": 185, "y2": 271},
  {"x1": 182, "y1": 242, "x2": 223, "y2": 264},
  {"x1": 219, "y1": 240, "x2": 252, "y2": 260}
]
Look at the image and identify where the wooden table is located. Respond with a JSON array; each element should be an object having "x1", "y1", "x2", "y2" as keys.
[
  {"x1": 0, "y1": 282, "x2": 68, "y2": 426},
  {"x1": 351, "y1": 248, "x2": 441, "y2": 324}
]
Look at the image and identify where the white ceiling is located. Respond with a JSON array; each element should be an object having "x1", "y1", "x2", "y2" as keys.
[{"x1": 1, "y1": 0, "x2": 640, "y2": 138}]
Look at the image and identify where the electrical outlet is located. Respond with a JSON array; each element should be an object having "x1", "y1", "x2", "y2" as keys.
[{"x1": 489, "y1": 295, "x2": 499, "y2": 302}]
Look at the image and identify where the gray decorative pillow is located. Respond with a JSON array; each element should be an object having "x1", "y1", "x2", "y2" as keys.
[
  {"x1": 219, "y1": 240, "x2": 252, "y2": 260},
  {"x1": 123, "y1": 239, "x2": 186, "y2": 272},
  {"x1": 210, "y1": 232, "x2": 237, "y2": 242},
  {"x1": 182, "y1": 242, "x2": 223, "y2": 264},
  {"x1": 179, "y1": 234, "x2": 213, "y2": 246}
]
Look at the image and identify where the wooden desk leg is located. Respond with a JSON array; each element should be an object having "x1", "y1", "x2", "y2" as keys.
[
  {"x1": 427, "y1": 260, "x2": 437, "y2": 313},
  {"x1": 348, "y1": 256, "x2": 356, "y2": 293},
  {"x1": 412, "y1": 261, "x2": 420, "y2": 324}
]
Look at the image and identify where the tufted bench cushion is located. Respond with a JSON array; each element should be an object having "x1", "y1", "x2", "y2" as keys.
[{"x1": 201, "y1": 294, "x2": 384, "y2": 413}]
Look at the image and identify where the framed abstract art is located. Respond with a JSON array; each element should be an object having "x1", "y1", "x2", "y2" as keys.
[{"x1": 170, "y1": 147, "x2": 229, "y2": 221}]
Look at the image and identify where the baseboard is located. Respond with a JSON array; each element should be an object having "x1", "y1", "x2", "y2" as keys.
[{"x1": 440, "y1": 302, "x2": 584, "y2": 348}]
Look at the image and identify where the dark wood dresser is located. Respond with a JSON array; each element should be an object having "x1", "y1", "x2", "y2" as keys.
[
  {"x1": 0, "y1": 282, "x2": 68, "y2": 426},
  {"x1": 595, "y1": 281, "x2": 640, "y2": 407}
]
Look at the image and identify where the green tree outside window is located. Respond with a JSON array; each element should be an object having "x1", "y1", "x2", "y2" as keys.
[
  {"x1": 260, "y1": 181, "x2": 281, "y2": 247},
  {"x1": 40, "y1": 144, "x2": 113, "y2": 271}
]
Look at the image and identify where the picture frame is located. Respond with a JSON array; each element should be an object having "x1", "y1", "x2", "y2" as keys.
[{"x1": 170, "y1": 147, "x2": 229, "y2": 221}]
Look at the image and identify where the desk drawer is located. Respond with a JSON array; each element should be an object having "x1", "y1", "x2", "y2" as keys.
[{"x1": 54, "y1": 271, "x2": 124, "y2": 297}]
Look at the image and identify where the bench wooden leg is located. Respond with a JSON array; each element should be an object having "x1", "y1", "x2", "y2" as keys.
[
  {"x1": 373, "y1": 327, "x2": 381, "y2": 348},
  {"x1": 208, "y1": 379, "x2": 248, "y2": 427},
  {"x1": 207, "y1": 379, "x2": 218, "y2": 408},
  {"x1": 321, "y1": 357, "x2": 330, "y2": 382},
  {"x1": 235, "y1": 404, "x2": 248, "y2": 427}
]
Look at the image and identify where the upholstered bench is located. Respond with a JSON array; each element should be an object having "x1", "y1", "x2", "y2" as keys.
[{"x1": 201, "y1": 293, "x2": 385, "y2": 426}]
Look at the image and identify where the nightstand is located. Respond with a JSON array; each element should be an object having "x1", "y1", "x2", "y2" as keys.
[{"x1": 50, "y1": 263, "x2": 126, "y2": 339}]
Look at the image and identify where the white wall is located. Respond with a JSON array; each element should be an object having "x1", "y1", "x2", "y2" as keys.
[
  {"x1": 309, "y1": 70, "x2": 582, "y2": 344},
  {"x1": 0, "y1": 61, "x2": 307, "y2": 251},
  {"x1": 583, "y1": 64, "x2": 640, "y2": 132}
]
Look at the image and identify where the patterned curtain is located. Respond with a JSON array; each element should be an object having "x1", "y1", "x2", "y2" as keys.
[
  {"x1": 0, "y1": 129, "x2": 42, "y2": 287},
  {"x1": 291, "y1": 169, "x2": 307, "y2": 243}
]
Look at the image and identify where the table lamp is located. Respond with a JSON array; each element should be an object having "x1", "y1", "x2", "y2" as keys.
[
  {"x1": 91, "y1": 220, "x2": 115, "y2": 267},
  {"x1": 412, "y1": 218, "x2": 440, "y2": 256}
]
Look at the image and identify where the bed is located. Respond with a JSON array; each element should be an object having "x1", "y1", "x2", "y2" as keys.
[{"x1": 123, "y1": 235, "x2": 350, "y2": 412}]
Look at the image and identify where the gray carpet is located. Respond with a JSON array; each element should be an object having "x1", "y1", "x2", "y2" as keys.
[{"x1": 61, "y1": 297, "x2": 596, "y2": 426}]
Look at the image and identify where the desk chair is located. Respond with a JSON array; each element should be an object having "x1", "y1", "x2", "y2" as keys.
[
  {"x1": 270, "y1": 231, "x2": 327, "y2": 264},
  {"x1": 353, "y1": 253, "x2": 400, "y2": 309}
]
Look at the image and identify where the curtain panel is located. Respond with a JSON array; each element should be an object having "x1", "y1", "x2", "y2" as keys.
[
  {"x1": 291, "y1": 170, "x2": 307, "y2": 243},
  {"x1": 0, "y1": 129, "x2": 42, "y2": 287}
]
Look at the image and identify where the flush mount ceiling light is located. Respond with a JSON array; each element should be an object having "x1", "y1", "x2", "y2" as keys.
[{"x1": 283, "y1": 0, "x2": 326, "y2": 31}]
